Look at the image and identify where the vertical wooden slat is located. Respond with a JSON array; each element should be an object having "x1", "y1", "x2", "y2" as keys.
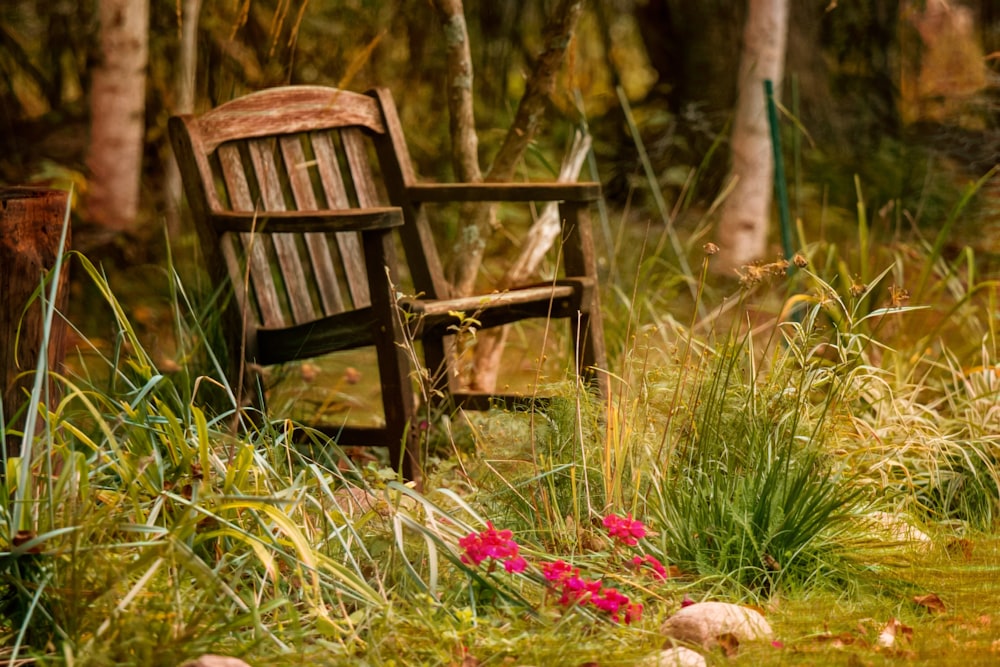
[
  {"x1": 342, "y1": 128, "x2": 380, "y2": 207},
  {"x1": 279, "y1": 135, "x2": 345, "y2": 315},
  {"x1": 246, "y1": 139, "x2": 316, "y2": 324},
  {"x1": 217, "y1": 143, "x2": 285, "y2": 328},
  {"x1": 312, "y1": 131, "x2": 370, "y2": 307}
]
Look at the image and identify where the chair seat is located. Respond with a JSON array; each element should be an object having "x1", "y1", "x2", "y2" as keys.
[
  {"x1": 256, "y1": 279, "x2": 594, "y2": 365},
  {"x1": 404, "y1": 279, "x2": 594, "y2": 335}
]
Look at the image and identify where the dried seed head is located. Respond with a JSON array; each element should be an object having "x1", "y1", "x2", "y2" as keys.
[
  {"x1": 736, "y1": 263, "x2": 765, "y2": 288},
  {"x1": 889, "y1": 285, "x2": 910, "y2": 307},
  {"x1": 850, "y1": 282, "x2": 867, "y2": 298},
  {"x1": 793, "y1": 253, "x2": 808, "y2": 268},
  {"x1": 770, "y1": 258, "x2": 790, "y2": 276},
  {"x1": 703, "y1": 242, "x2": 720, "y2": 256}
]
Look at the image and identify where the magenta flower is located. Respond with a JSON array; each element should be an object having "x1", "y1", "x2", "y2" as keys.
[
  {"x1": 459, "y1": 521, "x2": 524, "y2": 573},
  {"x1": 591, "y1": 587, "x2": 643, "y2": 624},
  {"x1": 540, "y1": 559, "x2": 640, "y2": 623},
  {"x1": 603, "y1": 513, "x2": 647, "y2": 546},
  {"x1": 630, "y1": 553, "x2": 668, "y2": 580},
  {"x1": 542, "y1": 559, "x2": 576, "y2": 583},
  {"x1": 503, "y1": 555, "x2": 527, "y2": 573}
]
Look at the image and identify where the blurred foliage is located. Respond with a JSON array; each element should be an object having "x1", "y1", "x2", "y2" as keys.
[{"x1": 1, "y1": 0, "x2": 998, "y2": 310}]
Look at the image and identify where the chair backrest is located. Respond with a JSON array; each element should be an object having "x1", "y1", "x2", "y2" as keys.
[{"x1": 169, "y1": 86, "x2": 439, "y2": 339}]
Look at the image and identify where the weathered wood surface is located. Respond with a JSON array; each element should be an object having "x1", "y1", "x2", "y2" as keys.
[
  {"x1": 0, "y1": 188, "x2": 70, "y2": 458},
  {"x1": 169, "y1": 85, "x2": 610, "y2": 486}
]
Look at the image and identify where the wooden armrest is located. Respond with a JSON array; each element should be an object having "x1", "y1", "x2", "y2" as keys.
[
  {"x1": 404, "y1": 182, "x2": 601, "y2": 203},
  {"x1": 210, "y1": 207, "x2": 403, "y2": 233}
]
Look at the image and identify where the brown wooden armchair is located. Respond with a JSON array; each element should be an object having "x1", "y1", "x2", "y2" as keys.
[{"x1": 169, "y1": 86, "x2": 607, "y2": 485}]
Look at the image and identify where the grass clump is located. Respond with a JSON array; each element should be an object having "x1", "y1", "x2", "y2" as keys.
[{"x1": 4, "y1": 179, "x2": 1000, "y2": 665}]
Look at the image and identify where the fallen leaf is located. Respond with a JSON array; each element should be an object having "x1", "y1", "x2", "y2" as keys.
[
  {"x1": 717, "y1": 632, "x2": 740, "y2": 657},
  {"x1": 913, "y1": 593, "x2": 947, "y2": 614},
  {"x1": 946, "y1": 537, "x2": 974, "y2": 560},
  {"x1": 11, "y1": 530, "x2": 43, "y2": 554},
  {"x1": 876, "y1": 618, "x2": 914, "y2": 652},
  {"x1": 876, "y1": 619, "x2": 899, "y2": 648},
  {"x1": 815, "y1": 631, "x2": 864, "y2": 648}
]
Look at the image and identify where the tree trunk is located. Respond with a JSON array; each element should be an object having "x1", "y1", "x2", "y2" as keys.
[
  {"x1": 165, "y1": 0, "x2": 203, "y2": 238},
  {"x1": 1, "y1": 188, "x2": 70, "y2": 459},
  {"x1": 86, "y1": 0, "x2": 150, "y2": 232},
  {"x1": 714, "y1": 0, "x2": 789, "y2": 275},
  {"x1": 434, "y1": 0, "x2": 584, "y2": 297}
]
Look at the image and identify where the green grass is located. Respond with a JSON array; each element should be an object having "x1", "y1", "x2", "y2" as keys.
[{"x1": 2, "y1": 178, "x2": 1000, "y2": 665}]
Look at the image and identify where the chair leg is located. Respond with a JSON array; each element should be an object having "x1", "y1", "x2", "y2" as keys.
[
  {"x1": 573, "y1": 309, "x2": 609, "y2": 400},
  {"x1": 363, "y1": 229, "x2": 422, "y2": 486},
  {"x1": 560, "y1": 201, "x2": 609, "y2": 399}
]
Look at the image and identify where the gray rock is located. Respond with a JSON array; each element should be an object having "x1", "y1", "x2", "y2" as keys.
[
  {"x1": 638, "y1": 646, "x2": 707, "y2": 667},
  {"x1": 179, "y1": 655, "x2": 252, "y2": 667},
  {"x1": 660, "y1": 601, "x2": 773, "y2": 649},
  {"x1": 864, "y1": 511, "x2": 932, "y2": 551}
]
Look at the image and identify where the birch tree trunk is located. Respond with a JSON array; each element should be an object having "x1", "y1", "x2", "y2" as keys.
[
  {"x1": 86, "y1": 0, "x2": 150, "y2": 232},
  {"x1": 714, "y1": 0, "x2": 789, "y2": 275}
]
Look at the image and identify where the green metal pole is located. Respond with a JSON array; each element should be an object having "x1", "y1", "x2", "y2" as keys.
[{"x1": 765, "y1": 79, "x2": 793, "y2": 261}]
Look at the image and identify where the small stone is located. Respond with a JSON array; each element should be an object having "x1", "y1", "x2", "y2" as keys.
[
  {"x1": 660, "y1": 601, "x2": 773, "y2": 650},
  {"x1": 638, "y1": 646, "x2": 707, "y2": 667},
  {"x1": 865, "y1": 511, "x2": 932, "y2": 551},
  {"x1": 179, "y1": 656, "x2": 252, "y2": 667}
]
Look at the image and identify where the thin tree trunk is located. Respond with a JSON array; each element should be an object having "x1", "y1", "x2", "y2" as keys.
[
  {"x1": 432, "y1": 0, "x2": 495, "y2": 301},
  {"x1": 714, "y1": 0, "x2": 789, "y2": 275},
  {"x1": 86, "y1": 0, "x2": 150, "y2": 232},
  {"x1": 433, "y1": 0, "x2": 483, "y2": 185},
  {"x1": 434, "y1": 0, "x2": 584, "y2": 297},
  {"x1": 486, "y1": 0, "x2": 584, "y2": 182},
  {"x1": 165, "y1": 0, "x2": 203, "y2": 238}
]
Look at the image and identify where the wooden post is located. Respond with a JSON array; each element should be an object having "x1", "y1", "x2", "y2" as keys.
[{"x1": 0, "y1": 187, "x2": 71, "y2": 459}]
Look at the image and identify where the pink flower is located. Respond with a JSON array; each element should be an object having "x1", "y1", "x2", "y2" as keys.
[
  {"x1": 603, "y1": 513, "x2": 646, "y2": 546},
  {"x1": 459, "y1": 522, "x2": 524, "y2": 573},
  {"x1": 542, "y1": 560, "x2": 598, "y2": 605},
  {"x1": 624, "y1": 602, "x2": 643, "y2": 624},
  {"x1": 503, "y1": 555, "x2": 527, "y2": 573},
  {"x1": 591, "y1": 587, "x2": 642, "y2": 624},
  {"x1": 542, "y1": 559, "x2": 575, "y2": 583},
  {"x1": 629, "y1": 553, "x2": 668, "y2": 580},
  {"x1": 558, "y1": 574, "x2": 601, "y2": 606},
  {"x1": 541, "y1": 558, "x2": 644, "y2": 624}
]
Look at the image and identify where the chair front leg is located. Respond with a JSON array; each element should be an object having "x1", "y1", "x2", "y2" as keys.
[{"x1": 362, "y1": 228, "x2": 422, "y2": 486}]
